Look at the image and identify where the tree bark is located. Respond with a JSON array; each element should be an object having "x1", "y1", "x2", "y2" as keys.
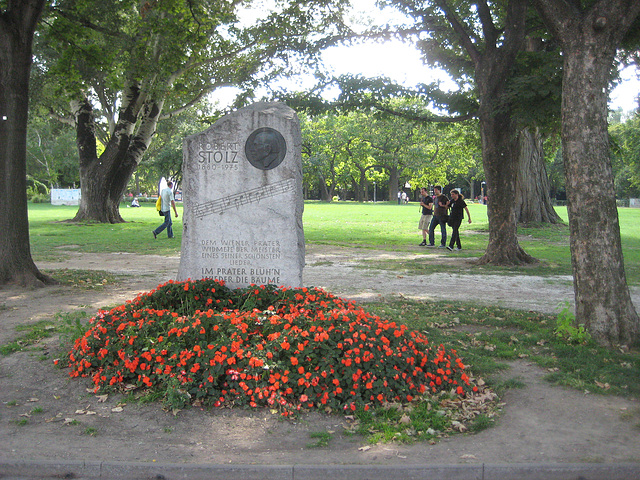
[
  {"x1": 515, "y1": 128, "x2": 562, "y2": 224},
  {"x1": 318, "y1": 178, "x2": 331, "y2": 201},
  {"x1": 387, "y1": 164, "x2": 399, "y2": 204},
  {"x1": 531, "y1": 0, "x2": 640, "y2": 346},
  {"x1": 476, "y1": 95, "x2": 535, "y2": 265},
  {"x1": 71, "y1": 82, "x2": 163, "y2": 223},
  {"x1": 470, "y1": 0, "x2": 534, "y2": 266},
  {"x1": 0, "y1": 0, "x2": 55, "y2": 287}
]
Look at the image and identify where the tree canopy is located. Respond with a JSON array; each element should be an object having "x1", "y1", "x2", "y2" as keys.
[{"x1": 34, "y1": 0, "x2": 352, "y2": 222}]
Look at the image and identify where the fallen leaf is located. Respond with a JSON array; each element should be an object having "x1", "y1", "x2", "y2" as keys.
[
  {"x1": 96, "y1": 395, "x2": 108, "y2": 403},
  {"x1": 358, "y1": 446, "x2": 371, "y2": 452},
  {"x1": 451, "y1": 421, "x2": 467, "y2": 432},
  {"x1": 111, "y1": 406, "x2": 124, "y2": 413}
]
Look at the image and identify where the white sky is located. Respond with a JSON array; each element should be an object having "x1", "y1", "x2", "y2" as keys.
[
  {"x1": 322, "y1": 43, "x2": 640, "y2": 111},
  {"x1": 610, "y1": 65, "x2": 640, "y2": 112},
  {"x1": 213, "y1": 0, "x2": 640, "y2": 113}
]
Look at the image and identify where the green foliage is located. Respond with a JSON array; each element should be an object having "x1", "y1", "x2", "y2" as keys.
[
  {"x1": 468, "y1": 414, "x2": 494, "y2": 433},
  {"x1": 554, "y1": 302, "x2": 592, "y2": 344},
  {"x1": 0, "y1": 310, "x2": 90, "y2": 357},
  {"x1": 306, "y1": 431, "x2": 333, "y2": 448},
  {"x1": 299, "y1": 103, "x2": 479, "y2": 201},
  {"x1": 610, "y1": 114, "x2": 640, "y2": 198},
  {"x1": 25, "y1": 116, "x2": 79, "y2": 189},
  {"x1": 351, "y1": 397, "x2": 450, "y2": 443},
  {"x1": 366, "y1": 299, "x2": 640, "y2": 398},
  {"x1": 30, "y1": 0, "x2": 354, "y2": 223},
  {"x1": 0, "y1": 320, "x2": 58, "y2": 356},
  {"x1": 43, "y1": 269, "x2": 119, "y2": 289}
]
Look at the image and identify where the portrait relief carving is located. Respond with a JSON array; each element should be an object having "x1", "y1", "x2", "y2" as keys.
[{"x1": 245, "y1": 127, "x2": 287, "y2": 170}]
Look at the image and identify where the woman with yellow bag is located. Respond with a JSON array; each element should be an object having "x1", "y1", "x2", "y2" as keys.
[{"x1": 153, "y1": 181, "x2": 179, "y2": 239}]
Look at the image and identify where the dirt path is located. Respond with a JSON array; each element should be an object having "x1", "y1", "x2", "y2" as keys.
[{"x1": 1, "y1": 246, "x2": 639, "y2": 466}]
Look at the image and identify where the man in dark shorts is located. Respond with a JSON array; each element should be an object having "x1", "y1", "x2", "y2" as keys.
[{"x1": 418, "y1": 187, "x2": 433, "y2": 246}]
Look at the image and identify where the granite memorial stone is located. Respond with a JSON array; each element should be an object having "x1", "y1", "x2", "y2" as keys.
[{"x1": 177, "y1": 102, "x2": 304, "y2": 288}]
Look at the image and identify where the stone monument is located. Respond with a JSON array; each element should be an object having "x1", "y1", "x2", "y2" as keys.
[{"x1": 177, "y1": 102, "x2": 304, "y2": 288}]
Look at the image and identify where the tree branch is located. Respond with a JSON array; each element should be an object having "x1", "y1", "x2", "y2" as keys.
[{"x1": 435, "y1": 0, "x2": 482, "y2": 65}]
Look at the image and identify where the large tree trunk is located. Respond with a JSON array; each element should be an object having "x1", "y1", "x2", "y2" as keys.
[
  {"x1": 476, "y1": 98, "x2": 535, "y2": 265},
  {"x1": 515, "y1": 127, "x2": 562, "y2": 224},
  {"x1": 0, "y1": 0, "x2": 55, "y2": 287},
  {"x1": 561, "y1": 30, "x2": 639, "y2": 346},
  {"x1": 532, "y1": 0, "x2": 640, "y2": 346},
  {"x1": 71, "y1": 83, "x2": 162, "y2": 223},
  {"x1": 71, "y1": 96, "x2": 123, "y2": 223},
  {"x1": 472, "y1": 0, "x2": 533, "y2": 266},
  {"x1": 318, "y1": 178, "x2": 331, "y2": 201},
  {"x1": 387, "y1": 164, "x2": 399, "y2": 203}
]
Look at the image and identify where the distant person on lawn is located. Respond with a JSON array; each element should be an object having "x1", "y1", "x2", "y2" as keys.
[
  {"x1": 153, "y1": 181, "x2": 179, "y2": 239},
  {"x1": 427, "y1": 185, "x2": 449, "y2": 247},
  {"x1": 418, "y1": 187, "x2": 433, "y2": 246},
  {"x1": 447, "y1": 189, "x2": 472, "y2": 251}
]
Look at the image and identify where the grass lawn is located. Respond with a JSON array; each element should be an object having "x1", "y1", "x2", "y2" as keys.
[{"x1": 28, "y1": 200, "x2": 640, "y2": 284}]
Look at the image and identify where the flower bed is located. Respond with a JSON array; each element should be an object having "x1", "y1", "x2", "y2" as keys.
[{"x1": 64, "y1": 279, "x2": 477, "y2": 415}]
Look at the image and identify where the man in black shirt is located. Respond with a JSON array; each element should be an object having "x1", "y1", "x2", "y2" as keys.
[
  {"x1": 427, "y1": 186, "x2": 449, "y2": 247},
  {"x1": 418, "y1": 187, "x2": 433, "y2": 246}
]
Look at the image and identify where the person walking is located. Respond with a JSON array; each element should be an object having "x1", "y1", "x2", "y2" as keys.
[
  {"x1": 153, "y1": 181, "x2": 179, "y2": 239},
  {"x1": 446, "y1": 189, "x2": 471, "y2": 251},
  {"x1": 418, "y1": 187, "x2": 433, "y2": 246},
  {"x1": 427, "y1": 186, "x2": 449, "y2": 247}
]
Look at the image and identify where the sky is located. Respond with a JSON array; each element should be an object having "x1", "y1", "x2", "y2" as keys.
[
  {"x1": 323, "y1": 42, "x2": 640, "y2": 112},
  {"x1": 213, "y1": 0, "x2": 640, "y2": 113}
]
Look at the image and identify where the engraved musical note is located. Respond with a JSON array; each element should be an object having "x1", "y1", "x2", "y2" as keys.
[{"x1": 192, "y1": 178, "x2": 296, "y2": 219}]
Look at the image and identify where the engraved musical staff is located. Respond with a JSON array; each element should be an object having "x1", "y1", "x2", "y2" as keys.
[{"x1": 193, "y1": 178, "x2": 296, "y2": 219}]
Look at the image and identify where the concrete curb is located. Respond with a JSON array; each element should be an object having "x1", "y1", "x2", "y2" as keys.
[{"x1": 1, "y1": 460, "x2": 640, "y2": 480}]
